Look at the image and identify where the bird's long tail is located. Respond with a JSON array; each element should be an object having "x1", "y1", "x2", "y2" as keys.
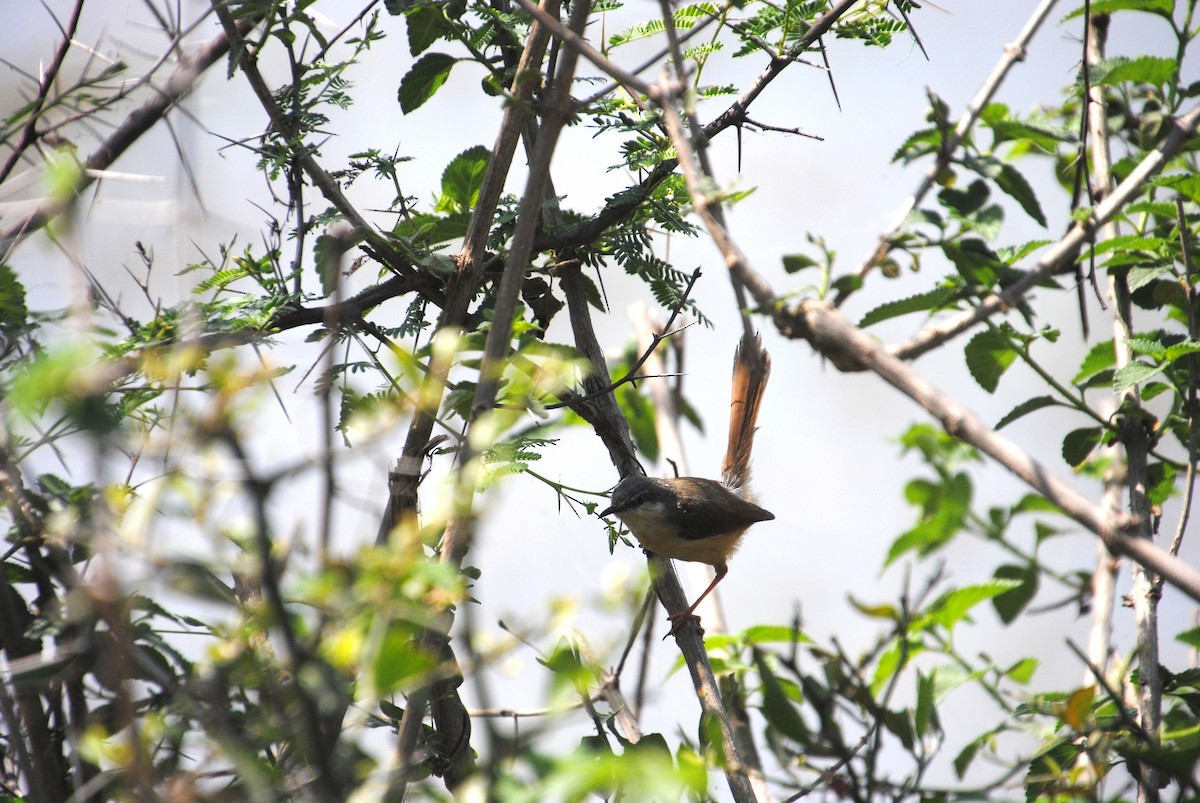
[{"x1": 722, "y1": 332, "x2": 771, "y2": 495}]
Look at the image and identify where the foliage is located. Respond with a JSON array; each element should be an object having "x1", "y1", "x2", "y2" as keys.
[{"x1": 0, "y1": 0, "x2": 1198, "y2": 800}]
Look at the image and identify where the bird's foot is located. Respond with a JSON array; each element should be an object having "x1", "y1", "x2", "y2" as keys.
[{"x1": 664, "y1": 610, "x2": 704, "y2": 640}]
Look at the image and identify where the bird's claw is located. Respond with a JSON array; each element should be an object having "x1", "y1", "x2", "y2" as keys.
[{"x1": 664, "y1": 610, "x2": 704, "y2": 640}]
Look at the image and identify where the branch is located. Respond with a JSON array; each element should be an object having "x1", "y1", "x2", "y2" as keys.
[
  {"x1": 796, "y1": 299, "x2": 1200, "y2": 604},
  {"x1": 533, "y1": 0, "x2": 863, "y2": 256},
  {"x1": 886, "y1": 102, "x2": 1200, "y2": 361},
  {"x1": 543, "y1": 268, "x2": 702, "y2": 410},
  {"x1": 0, "y1": 0, "x2": 85, "y2": 186},
  {"x1": 390, "y1": 0, "x2": 583, "y2": 794},
  {"x1": 0, "y1": 11, "x2": 260, "y2": 257},
  {"x1": 210, "y1": 4, "x2": 425, "y2": 288}
]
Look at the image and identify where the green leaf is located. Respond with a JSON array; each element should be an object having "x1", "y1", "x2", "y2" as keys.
[
  {"x1": 871, "y1": 636, "x2": 924, "y2": 695},
  {"x1": 938, "y1": 179, "x2": 989, "y2": 217},
  {"x1": 1089, "y1": 56, "x2": 1177, "y2": 89},
  {"x1": 436, "y1": 145, "x2": 490, "y2": 214},
  {"x1": 915, "y1": 670, "x2": 935, "y2": 738},
  {"x1": 1128, "y1": 264, "x2": 1172, "y2": 292},
  {"x1": 996, "y1": 239, "x2": 1053, "y2": 265},
  {"x1": 931, "y1": 663, "x2": 985, "y2": 703},
  {"x1": 753, "y1": 650, "x2": 810, "y2": 744},
  {"x1": 739, "y1": 624, "x2": 811, "y2": 644},
  {"x1": 1176, "y1": 627, "x2": 1200, "y2": 649},
  {"x1": 393, "y1": 211, "x2": 469, "y2": 244},
  {"x1": 406, "y1": 5, "x2": 447, "y2": 55},
  {"x1": 781, "y1": 253, "x2": 818, "y2": 273},
  {"x1": 991, "y1": 564, "x2": 1038, "y2": 624},
  {"x1": 616, "y1": 381, "x2": 658, "y2": 461},
  {"x1": 1013, "y1": 493, "x2": 1062, "y2": 515},
  {"x1": 926, "y1": 580, "x2": 1020, "y2": 631},
  {"x1": 1062, "y1": 426, "x2": 1104, "y2": 467},
  {"x1": 942, "y1": 239, "x2": 1001, "y2": 286},
  {"x1": 1165, "y1": 338, "x2": 1200, "y2": 364},
  {"x1": 398, "y1": 53, "x2": 456, "y2": 113},
  {"x1": 1113, "y1": 360, "x2": 1162, "y2": 395},
  {"x1": 1154, "y1": 173, "x2": 1200, "y2": 204},
  {"x1": 859, "y1": 285, "x2": 959, "y2": 327},
  {"x1": 964, "y1": 328, "x2": 1017, "y2": 393},
  {"x1": 1146, "y1": 461, "x2": 1177, "y2": 507},
  {"x1": 0, "y1": 263, "x2": 28, "y2": 333},
  {"x1": 993, "y1": 162, "x2": 1047, "y2": 226},
  {"x1": 1062, "y1": 0, "x2": 1173, "y2": 19},
  {"x1": 995, "y1": 395, "x2": 1059, "y2": 430},
  {"x1": 1073, "y1": 339, "x2": 1115, "y2": 385},
  {"x1": 952, "y1": 728, "x2": 1000, "y2": 779},
  {"x1": 372, "y1": 622, "x2": 436, "y2": 694},
  {"x1": 1005, "y1": 657, "x2": 1038, "y2": 684}
]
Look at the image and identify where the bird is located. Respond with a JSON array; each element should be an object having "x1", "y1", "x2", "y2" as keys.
[{"x1": 598, "y1": 332, "x2": 773, "y2": 635}]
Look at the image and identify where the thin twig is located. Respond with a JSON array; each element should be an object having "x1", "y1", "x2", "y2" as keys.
[
  {"x1": 542, "y1": 269, "x2": 702, "y2": 410},
  {"x1": 1165, "y1": 196, "x2": 1198, "y2": 560}
]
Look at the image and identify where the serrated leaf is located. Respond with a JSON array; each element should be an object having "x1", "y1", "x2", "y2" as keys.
[
  {"x1": 995, "y1": 395, "x2": 1058, "y2": 430},
  {"x1": 436, "y1": 145, "x2": 490, "y2": 214},
  {"x1": 1113, "y1": 360, "x2": 1162, "y2": 395},
  {"x1": 1073, "y1": 339, "x2": 1116, "y2": 385},
  {"x1": 1062, "y1": 426, "x2": 1103, "y2": 467},
  {"x1": 994, "y1": 162, "x2": 1046, "y2": 226},
  {"x1": 996, "y1": 239, "x2": 1053, "y2": 266},
  {"x1": 406, "y1": 5, "x2": 447, "y2": 55},
  {"x1": 1128, "y1": 264, "x2": 1172, "y2": 292},
  {"x1": 398, "y1": 53, "x2": 456, "y2": 113},
  {"x1": 1165, "y1": 338, "x2": 1200, "y2": 363},
  {"x1": 859, "y1": 285, "x2": 959, "y2": 328},
  {"x1": 1089, "y1": 55, "x2": 1177, "y2": 89},
  {"x1": 1062, "y1": 0, "x2": 1173, "y2": 19},
  {"x1": 1155, "y1": 173, "x2": 1200, "y2": 204},
  {"x1": 965, "y1": 329, "x2": 1017, "y2": 393}
]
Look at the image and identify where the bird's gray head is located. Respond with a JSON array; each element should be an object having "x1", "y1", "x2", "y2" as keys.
[{"x1": 597, "y1": 475, "x2": 667, "y2": 519}]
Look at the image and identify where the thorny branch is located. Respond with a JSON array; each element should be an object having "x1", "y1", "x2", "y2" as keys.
[{"x1": 0, "y1": 7, "x2": 256, "y2": 257}]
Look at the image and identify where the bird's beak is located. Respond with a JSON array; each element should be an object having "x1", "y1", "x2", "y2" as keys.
[{"x1": 597, "y1": 503, "x2": 617, "y2": 518}]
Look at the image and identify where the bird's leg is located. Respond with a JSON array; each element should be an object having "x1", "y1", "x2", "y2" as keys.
[{"x1": 665, "y1": 565, "x2": 728, "y2": 638}]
